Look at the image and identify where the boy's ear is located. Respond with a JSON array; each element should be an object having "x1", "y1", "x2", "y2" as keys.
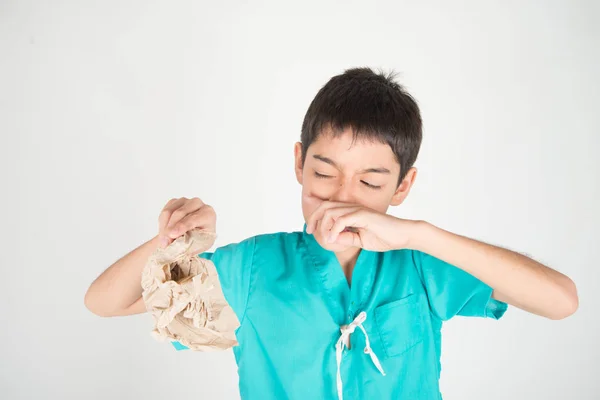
[
  {"x1": 390, "y1": 167, "x2": 418, "y2": 206},
  {"x1": 294, "y1": 142, "x2": 303, "y2": 185}
]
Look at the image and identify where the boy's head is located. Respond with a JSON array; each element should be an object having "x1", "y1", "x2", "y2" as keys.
[{"x1": 294, "y1": 67, "x2": 422, "y2": 252}]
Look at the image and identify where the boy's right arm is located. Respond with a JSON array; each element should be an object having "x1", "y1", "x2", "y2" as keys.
[{"x1": 84, "y1": 197, "x2": 217, "y2": 317}]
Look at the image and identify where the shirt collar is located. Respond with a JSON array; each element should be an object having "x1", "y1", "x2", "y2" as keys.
[
  {"x1": 301, "y1": 223, "x2": 336, "y2": 267},
  {"x1": 300, "y1": 223, "x2": 379, "y2": 312}
]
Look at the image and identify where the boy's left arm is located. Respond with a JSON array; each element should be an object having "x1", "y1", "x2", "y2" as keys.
[
  {"x1": 307, "y1": 201, "x2": 579, "y2": 320},
  {"x1": 409, "y1": 220, "x2": 579, "y2": 320}
]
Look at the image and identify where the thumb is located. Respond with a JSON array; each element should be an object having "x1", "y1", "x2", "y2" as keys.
[
  {"x1": 159, "y1": 235, "x2": 173, "y2": 248},
  {"x1": 334, "y1": 231, "x2": 362, "y2": 248}
]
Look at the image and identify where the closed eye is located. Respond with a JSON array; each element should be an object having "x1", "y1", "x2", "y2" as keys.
[
  {"x1": 361, "y1": 181, "x2": 381, "y2": 189},
  {"x1": 315, "y1": 171, "x2": 381, "y2": 189},
  {"x1": 314, "y1": 171, "x2": 333, "y2": 179}
]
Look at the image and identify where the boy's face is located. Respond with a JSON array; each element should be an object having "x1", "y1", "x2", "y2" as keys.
[{"x1": 294, "y1": 127, "x2": 417, "y2": 253}]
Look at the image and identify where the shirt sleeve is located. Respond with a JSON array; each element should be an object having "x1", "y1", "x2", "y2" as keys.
[
  {"x1": 171, "y1": 236, "x2": 256, "y2": 351},
  {"x1": 411, "y1": 249, "x2": 508, "y2": 321}
]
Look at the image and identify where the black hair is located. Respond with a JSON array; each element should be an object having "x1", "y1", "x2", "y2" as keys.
[{"x1": 300, "y1": 67, "x2": 422, "y2": 185}]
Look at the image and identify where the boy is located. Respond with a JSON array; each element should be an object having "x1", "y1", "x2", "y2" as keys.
[{"x1": 84, "y1": 67, "x2": 578, "y2": 399}]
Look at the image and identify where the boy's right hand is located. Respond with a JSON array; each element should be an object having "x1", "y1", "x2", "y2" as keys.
[{"x1": 158, "y1": 197, "x2": 216, "y2": 248}]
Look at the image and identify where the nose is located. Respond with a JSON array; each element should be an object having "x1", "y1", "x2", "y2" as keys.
[{"x1": 329, "y1": 180, "x2": 354, "y2": 203}]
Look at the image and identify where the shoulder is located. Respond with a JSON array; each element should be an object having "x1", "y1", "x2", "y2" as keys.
[
  {"x1": 205, "y1": 228, "x2": 303, "y2": 258},
  {"x1": 251, "y1": 229, "x2": 303, "y2": 247},
  {"x1": 245, "y1": 229, "x2": 304, "y2": 261}
]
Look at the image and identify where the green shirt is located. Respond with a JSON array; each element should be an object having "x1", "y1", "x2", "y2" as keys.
[{"x1": 173, "y1": 225, "x2": 507, "y2": 399}]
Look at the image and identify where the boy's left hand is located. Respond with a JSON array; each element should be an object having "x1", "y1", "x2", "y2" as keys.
[{"x1": 305, "y1": 199, "x2": 417, "y2": 251}]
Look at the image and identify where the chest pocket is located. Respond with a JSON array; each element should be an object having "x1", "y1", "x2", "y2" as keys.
[{"x1": 374, "y1": 293, "x2": 426, "y2": 358}]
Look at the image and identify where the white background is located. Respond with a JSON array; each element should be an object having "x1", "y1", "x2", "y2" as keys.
[{"x1": 1, "y1": 1, "x2": 599, "y2": 399}]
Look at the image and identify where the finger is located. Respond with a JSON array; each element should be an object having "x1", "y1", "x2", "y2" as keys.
[
  {"x1": 315, "y1": 217, "x2": 327, "y2": 243},
  {"x1": 304, "y1": 192, "x2": 356, "y2": 235},
  {"x1": 307, "y1": 200, "x2": 351, "y2": 234},
  {"x1": 160, "y1": 237, "x2": 173, "y2": 248},
  {"x1": 320, "y1": 206, "x2": 361, "y2": 242},
  {"x1": 306, "y1": 201, "x2": 325, "y2": 235},
  {"x1": 165, "y1": 197, "x2": 204, "y2": 233},
  {"x1": 333, "y1": 231, "x2": 362, "y2": 247},
  {"x1": 158, "y1": 198, "x2": 185, "y2": 234},
  {"x1": 327, "y1": 210, "x2": 366, "y2": 243},
  {"x1": 158, "y1": 198, "x2": 189, "y2": 248},
  {"x1": 167, "y1": 205, "x2": 215, "y2": 239},
  {"x1": 304, "y1": 195, "x2": 328, "y2": 234}
]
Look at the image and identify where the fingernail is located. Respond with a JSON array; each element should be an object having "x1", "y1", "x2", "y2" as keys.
[{"x1": 160, "y1": 237, "x2": 169, "y2": 248}]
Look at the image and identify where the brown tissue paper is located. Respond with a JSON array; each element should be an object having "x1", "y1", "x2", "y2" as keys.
[{"x1": 141, "y1": 229, "x2": 240, "y2": 351}]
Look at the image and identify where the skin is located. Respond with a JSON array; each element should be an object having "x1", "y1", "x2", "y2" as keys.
[
  {"x1": 295, "y1": 127, "x2": 578, "y2": 320},
  {"x1": 84, "y1": 197, "x2": 216, "y2": 316},
  {"x1": 85, "y1": 126, "x2": 579, "y2": 321}
]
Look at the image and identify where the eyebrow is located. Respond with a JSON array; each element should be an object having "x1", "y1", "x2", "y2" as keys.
[{"x1": 312, "y1": 154, "x2": 391, "y2": 174}]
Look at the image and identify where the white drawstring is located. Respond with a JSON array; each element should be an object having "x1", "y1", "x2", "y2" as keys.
[{"x1": 335, "y1": 311, "x2": 386, "y2": 400}]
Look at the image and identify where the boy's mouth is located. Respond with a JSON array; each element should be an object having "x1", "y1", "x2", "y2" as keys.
[{"x1": 342, "y1": 226, "x2": 358, "y2": 233}]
